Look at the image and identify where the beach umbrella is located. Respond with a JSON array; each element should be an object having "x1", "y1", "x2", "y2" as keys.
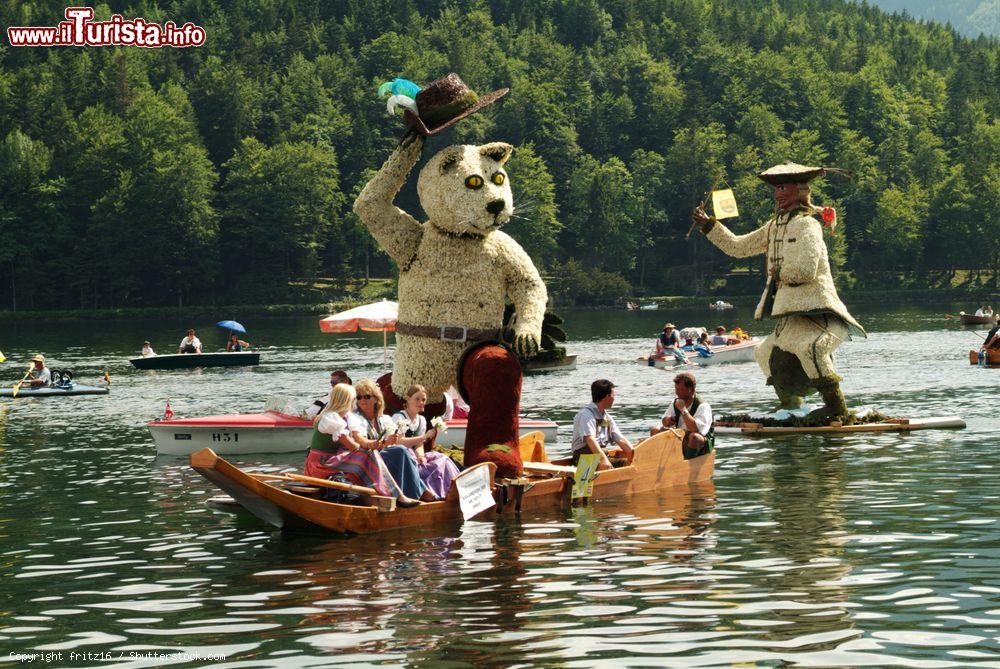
[
  {"x1": 216, "y1": 320, "x2": 247, "y2": 334},
  {"x1": 319, "y1": 300, "x2": 398, "y2": 368}
]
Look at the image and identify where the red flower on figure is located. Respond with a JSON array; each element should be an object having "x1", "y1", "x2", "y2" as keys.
[{"x1": 821, "y1": 207, "x2": 836, "y2": 226}]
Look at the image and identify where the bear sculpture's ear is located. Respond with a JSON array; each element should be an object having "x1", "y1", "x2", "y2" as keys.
[
  {"x1": 439, "y1": 148, "x2": 463, "y2": 174},
  {"x1": 480, "y1": 142, "x2": 513, "y2": 166}
]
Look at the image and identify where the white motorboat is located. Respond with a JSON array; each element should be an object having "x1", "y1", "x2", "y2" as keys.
[
  {"x1": 637, "y1": 338, "x2": 760, "y2": 369},
  {"x1": 150, "y1": 409, "x2": 559, "y2": 456}
]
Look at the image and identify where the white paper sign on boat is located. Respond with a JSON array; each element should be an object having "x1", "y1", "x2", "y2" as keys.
[{"x1": 455, "y1": 465, "x2": 495, "y2": 520}]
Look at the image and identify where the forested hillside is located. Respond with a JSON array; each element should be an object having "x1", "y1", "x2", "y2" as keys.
[
  {"x1": 0, "y1": 0, "x2": 998, "y2": 309},
  {"x1": 865, "y1": 0, "x2": 999, "y2": 37}
]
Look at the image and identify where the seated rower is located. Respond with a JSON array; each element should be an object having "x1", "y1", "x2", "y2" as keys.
[
  {"x1": 24, "y1": 355, "x2": 52, "y2": 388},
  {"x1": 141, "y1": 341, "x2": 156, "y2": 358},
  {"x1": 226, "y1": 333, "x2": 251, "y2": 352},
  {"x1": 570, "y1": 379, "x2": 634, "y2": 471},
  {"x1": 711, "y1": 326, "x2": 728, "y2": 346},
  {"x1": 650, "y1": 371, "x2": 714, "y2": 460}
]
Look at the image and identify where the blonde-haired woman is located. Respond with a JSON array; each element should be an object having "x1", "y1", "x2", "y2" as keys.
[
  {"x1": 304, "y1": 383, "x2": 419, "y2": 507},
  {"x1": 349, "y1": 379, "x2": 432, "y2": 502},
  {"x1": 392, "y1": 384, "x2": 461, "y2": 500}
]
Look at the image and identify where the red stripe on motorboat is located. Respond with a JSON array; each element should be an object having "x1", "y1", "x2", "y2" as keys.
[{"x1": 148, "y1": 413, "x2": 557, "y2": 430}]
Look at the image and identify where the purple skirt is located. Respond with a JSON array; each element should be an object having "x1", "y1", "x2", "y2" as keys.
[{"x1": 418, "y1": 451, "x2": 461, "y2": 499}]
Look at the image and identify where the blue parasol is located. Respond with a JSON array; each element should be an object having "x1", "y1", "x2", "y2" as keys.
[{"x1": 216, "y1": 320, "x2": 247, "y2": 334}]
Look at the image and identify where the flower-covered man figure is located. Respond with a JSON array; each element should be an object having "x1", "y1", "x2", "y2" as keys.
[{"x1": 692, "y1": 162, "x2": 865, "y2": 420}]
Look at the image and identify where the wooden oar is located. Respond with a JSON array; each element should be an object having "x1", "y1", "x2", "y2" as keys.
[
  {"x1": 11, "y1": 364, "x2": 33, "y2": 398},
  {"x1": 944, "y1": 314, "x2": 960, "y2": 319},
  {"x1": 252, "y1": 472, "x2": 377, "y2": 496}
]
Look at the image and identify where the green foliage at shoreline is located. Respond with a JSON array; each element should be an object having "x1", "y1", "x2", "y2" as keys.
[{"x1": 0, "y1": 0, "x2": 997, "y2": 310}]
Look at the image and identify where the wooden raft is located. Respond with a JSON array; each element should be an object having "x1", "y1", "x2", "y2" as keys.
[{"x1": 715, "y1": 416, "x2": 966, "y2": 436}]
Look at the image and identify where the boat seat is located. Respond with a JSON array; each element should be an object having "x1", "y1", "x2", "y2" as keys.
[
  {"x1": 522, "y1": 462, "x2": 576, "y2": 478},
  {"x1": 278, "y1": 481, "x2": 322, "y2": 496}
]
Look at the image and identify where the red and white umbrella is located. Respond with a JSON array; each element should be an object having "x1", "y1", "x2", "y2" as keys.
[{"x1": 319, "y1": 299, "x2": 398, "y2": 367}]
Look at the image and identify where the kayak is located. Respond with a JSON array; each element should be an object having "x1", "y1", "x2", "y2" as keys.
[
  {"x1": 150, "y1": 411, "x2": 560, "y2": 456},
  {"x1": 1, "y1": 383, "x2": 109, "y2": 398},
  {"x1": 130, "y1": 352, "x2": 260, "y2": 370},
  {"x1": 190, "y1": 428, "x2": 715, "y2": 535},
  {"x1": 637, "y1": 338, "x2": 760, "y2": 368}
]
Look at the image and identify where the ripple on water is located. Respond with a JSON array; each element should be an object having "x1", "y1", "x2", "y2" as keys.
[{"x1": 1, "y1": 311, "x2": 999, "y2": 665}]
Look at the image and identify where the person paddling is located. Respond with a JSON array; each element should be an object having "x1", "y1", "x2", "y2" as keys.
[{"x1": 23, "y1": 355, "x2": 52, "y2": 388}]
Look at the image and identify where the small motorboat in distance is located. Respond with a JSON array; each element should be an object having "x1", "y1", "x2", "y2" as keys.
[
  {"x1": 637, "y1": 338, "x2": 760, "y2": 368},
  {"x1": 150, "y1": 401, "x2": 559, "y2": 456},
  {"x1": 130, "y1": 351, "x2": 260, "y2": 370},
  {"x1": 709, "y1": 300, "x2": 733, "y2": 309}
]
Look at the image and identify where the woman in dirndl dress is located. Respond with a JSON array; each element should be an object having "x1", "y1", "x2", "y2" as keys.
[
  {"x1": 303, "y1": 383, "x2": 419, "y2": 506},
  {"x1": 391, "y1": 384, "x2": 461, "y2": 500},
  {"x1": 348, "y1": 379, "x2": 431, "y2": 502}
]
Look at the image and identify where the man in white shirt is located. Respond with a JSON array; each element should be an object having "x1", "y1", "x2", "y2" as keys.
[
  {"x1": 570, "y1": 379, "x2": 634, "y2": 471},
  {"x1": 651, "y1": 371, "x2": 714, "y2": 459},
  {"x1": 141, "y1": 341, "x2": 156, "y2": 357},
  {"x1": 178, "y1": 329, "x2": 202, "y2": 354},
  {"x1": 25, "y1": 354, "x2": 52, "y2": 387}
]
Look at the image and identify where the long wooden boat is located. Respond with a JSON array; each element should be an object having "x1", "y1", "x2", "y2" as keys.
[
  {"x1": 190, "y1": 429, "x2": 714, "y2": 535},
  {"x1": 638, "y1": 338, "x2": 759, "y2": 369},
  {"x1": 130, "y1": 352, "x2": 260, "y2": 370},
  {"x1": 960, "y1": 313, "x2": 995, "y2": 326},
  {"x1": 151, "y1": 411, "x2": 559, "y2": 455},
  {"x1": 969, "y1": 349, "x2": 1000, "y2": 367},
  {"x1": 0, "y1": 383, "x2": 109, "y2": 398},
  {"x1": 716, "y1": 415, "x2": 965, "y2": 436}
]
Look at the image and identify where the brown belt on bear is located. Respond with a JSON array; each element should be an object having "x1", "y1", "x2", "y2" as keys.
[{"x1": 395, "y1": 322, "x2": 498, "y2": 344}]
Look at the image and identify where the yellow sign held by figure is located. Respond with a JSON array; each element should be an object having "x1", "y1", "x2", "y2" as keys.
[
  {"x1": 711, "y1": 188, "x2": 739, "y2": 219},
  {"x1": 572, "y1": 454, "x2": 601, "y2": 499}
]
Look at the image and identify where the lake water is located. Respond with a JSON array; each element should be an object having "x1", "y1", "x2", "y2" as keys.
[{"x1": 0, "y1": 304, "x2": 997, "y2": 667}]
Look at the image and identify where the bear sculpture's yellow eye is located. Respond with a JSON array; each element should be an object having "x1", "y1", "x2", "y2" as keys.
[
  {"x1": 492, "y1": 173, "x2": 505, "y2": 186},
  {"x1": 465, "y1": 175, "x2": 484, "y2": 189}
]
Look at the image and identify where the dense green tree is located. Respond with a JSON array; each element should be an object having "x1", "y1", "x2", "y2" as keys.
[
  {"x1": 221, "y1": 138, "x2": 343, "y2": 301},
  {"x1": 0, "y1": 0, "x2": 996, "y2": 309}
]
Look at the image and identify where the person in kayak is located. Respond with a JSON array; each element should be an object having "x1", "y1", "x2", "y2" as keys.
[{"x1": 24, "y1": 354, "x2": 52, "y2": 388}]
